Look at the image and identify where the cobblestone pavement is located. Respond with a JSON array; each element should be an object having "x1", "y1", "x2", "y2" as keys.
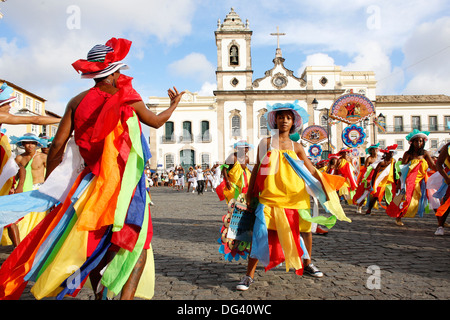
[{"x1": 1, "y1": 186, "x2": 449, "y2": 301}]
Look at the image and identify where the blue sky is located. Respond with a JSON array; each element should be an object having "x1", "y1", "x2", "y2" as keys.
[{"x1": 1, "y1": 0, "x2": 450, "y2": 117}]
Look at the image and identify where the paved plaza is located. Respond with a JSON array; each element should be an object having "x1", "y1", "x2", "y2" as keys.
[{"x1": 1, "y1": 186, "x2": 449, "y2": 302}]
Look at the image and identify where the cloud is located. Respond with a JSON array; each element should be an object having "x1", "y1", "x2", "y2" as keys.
[
  {"x1": 298, "y1": 53, "x2": 335, "y2": 74},
  {"x1": 197, "y1": 81, "x2": 217, "y2": 96},
  {"x1": 0, "y1": 0, "x2": 198, "y2": 113},
  {"x1": 401, "y1": 17, "x2": 450, "y2": 95},
  {"x1": 168, "y1": 52, "x2": 216, "y2": 83},
  {"x1": 343, "y1": 41, "x2": 405, "y2": 94}
]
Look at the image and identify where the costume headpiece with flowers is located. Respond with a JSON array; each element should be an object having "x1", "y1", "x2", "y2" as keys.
[
  {"x1": 365, "y1": 142, "x2": 379, "y2": 155},
  {"x1": 72, "y1": 38, "x2": 131, "y2": 79},
  {"x1": 405, "y1": 129, "x2": 429, "y2": 144},
  {"x1": 0, "y1": 83, "x2": 17, "y2": 107},
  {"x1": 265, "y1": 100, "x2": 309, "y2": 134}
]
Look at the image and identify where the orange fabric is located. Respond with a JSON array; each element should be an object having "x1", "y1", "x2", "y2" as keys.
[
  {"x1": 77, "y1": 122, "x2": 124, "y2": 231},
  {"x1": 321, "y1": 172, "x2": 346, "y2": 191}
]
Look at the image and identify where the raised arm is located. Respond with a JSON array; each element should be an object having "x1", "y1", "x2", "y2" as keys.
[
  {"x1": 132, "y1": 87, "x2": 185, "y2": 129},
  {"x1": 0, "y1": 113, "x2": 60, "y2": 126},
  {"x1": 424, "y1": 150, "x2": 437, "y2": 172}
]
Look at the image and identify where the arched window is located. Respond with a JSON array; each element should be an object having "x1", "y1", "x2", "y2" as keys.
[
  {"x1": 201, "y1": 153, "x2": 210, "y2": 170},
  {"x1": 231, "y1": 115, "x2": 241, "y2": 137},
  {"x1": 180, "y1": 149, "x2": 195, "y2": 169},
  {"x1": 182, "y1": 121, "x2": 192, "y2": 142},
  {"x1": 164, "y1": 121, "x2": 174, "y2": 142},
  {"x1": 165, "y1": 153, "x2": 175, "y2": 170},
  {"x1": 230, "y1": 45, "x2": 239, "y2": 65},
  {"x1": 201, "y1": 120, "x2": 210, "y2": 142}
]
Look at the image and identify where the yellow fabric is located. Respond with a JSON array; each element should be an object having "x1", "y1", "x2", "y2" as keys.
[
  {"x1": 223, "y1": 160, "x2": 251, "y2": 202},
  {"x1": 31, "y1": 176, "x2": 97, "y2": 299},
  {"x1": 259, "y1": 149, "x2": 310, "y2": 209},
  {"x1": 264, "y1": 206, "x2": 311, "y2": 233},
  {"x1": 404, "y1": 159, "x2": 428, "y2": 218},
  {"x1": 269, "y1": 207, "x2": 303, "y2": 271},
  {"x1": 134, "y1": 246, "x2": 155, "y2": 300}
]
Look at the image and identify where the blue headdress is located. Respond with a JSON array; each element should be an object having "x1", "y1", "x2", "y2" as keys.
[{"x1": 265, "y1": 100, "x2": 309, "y2": 133}]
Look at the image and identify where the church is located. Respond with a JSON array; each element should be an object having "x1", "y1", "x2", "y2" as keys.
[{"x1": 147, "y1": 8, "x2": 450, "y2": 173}]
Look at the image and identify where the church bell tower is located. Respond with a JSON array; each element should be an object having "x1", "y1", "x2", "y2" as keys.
[{"x1": 215, "y1": 8, "x2": 253, "y2": 91}]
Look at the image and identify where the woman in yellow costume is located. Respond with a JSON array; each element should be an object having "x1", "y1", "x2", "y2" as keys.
[
  {"x1": 217, "y1": 141, "x2": 253, "y2": 261},
  {"x1": 235, "y1": 101, "x2": 350, "y2": 291},
  {"x1": 219, "y1": 140, "x2": 253, "y2": 203},
  {"x1": 387, "y1": 130, "x2": 436, "y2": 226}
]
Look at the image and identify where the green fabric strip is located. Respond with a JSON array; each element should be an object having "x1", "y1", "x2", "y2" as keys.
[
  {"x1": 113, "y1": 113, "x2": 144, "y2": 232},
  {"x1": 298, "y1": 208, "x2": 337, "y2": 229},
  {"x1": 101, "y1": 193, "x2": 150, "y2": 295}
]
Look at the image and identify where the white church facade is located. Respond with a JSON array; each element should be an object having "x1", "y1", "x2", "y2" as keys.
[{"x1": 147, "y1": 8, "x2": 450, "y2": 172}]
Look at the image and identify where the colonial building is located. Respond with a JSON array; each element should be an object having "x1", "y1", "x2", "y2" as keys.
[
  {"x1": 0, "y1": 79, "x2": 61, "y2": 152},
  {"x1": 147, "y1": 92, "x2": 218, "y2": 171},
  {"x1": 375, "y1": 95, "x2": 450, "y2": 156},
  {"x1": 147, "y1": 8, "x2": 450, "y2": 172}
]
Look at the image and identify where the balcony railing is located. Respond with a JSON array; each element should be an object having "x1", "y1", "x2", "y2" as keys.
[
  {"x1": 379, "y1": 124, "x2": 449, "y2": 134},
  {"x1": 161, "y1": 134, "x2": 212, "y2": 144}
]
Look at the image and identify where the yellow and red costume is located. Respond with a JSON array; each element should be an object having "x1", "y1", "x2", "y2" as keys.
[{"x1": 250, "y1": 143, "x2": 350, "y2": 275}]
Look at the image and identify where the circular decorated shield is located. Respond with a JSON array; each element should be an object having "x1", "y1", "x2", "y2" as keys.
[
  {"x1": 308, "y1": 144, "x2": 323, "y2": 158},
  {"x1": 342, "y1": 124, "x2": 366, "y2": 148}
]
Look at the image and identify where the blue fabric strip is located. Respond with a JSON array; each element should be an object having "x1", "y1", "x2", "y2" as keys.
[
  {"x1": 0, "y1": 190, "x2": 58, "y2": 230},
  {"x1": 140, "y1": 133, "x2": 151, "y2": 163},
  {"x1": 249, "y1": 203, "x2": 270, "y2": 266},
  {"x1": 124, "y1": 173, "x2": 146, "y2": 228}
]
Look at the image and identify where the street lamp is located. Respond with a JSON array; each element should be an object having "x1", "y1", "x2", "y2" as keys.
[{"x1": 312, "y1": 99, "x2": 331, "y2": 158}]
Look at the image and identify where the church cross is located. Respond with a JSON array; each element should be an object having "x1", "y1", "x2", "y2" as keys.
[{"x1": 270, "y1": 26, "x2": 285, "y2": 49}]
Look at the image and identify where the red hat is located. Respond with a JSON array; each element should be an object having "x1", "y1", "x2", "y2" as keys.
[
  {"x1": 380, "y1": 144, "x2": 398, "y2": 153},
  {"x1": 72, "y1": 38, "x2": 131, "y2": 79},
  {"x1": 338, "y1": 148, "x2": 351, "y2": 155},
  {"x1": 328, "y1": 153, "x2": 340, "y2": 159}
]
